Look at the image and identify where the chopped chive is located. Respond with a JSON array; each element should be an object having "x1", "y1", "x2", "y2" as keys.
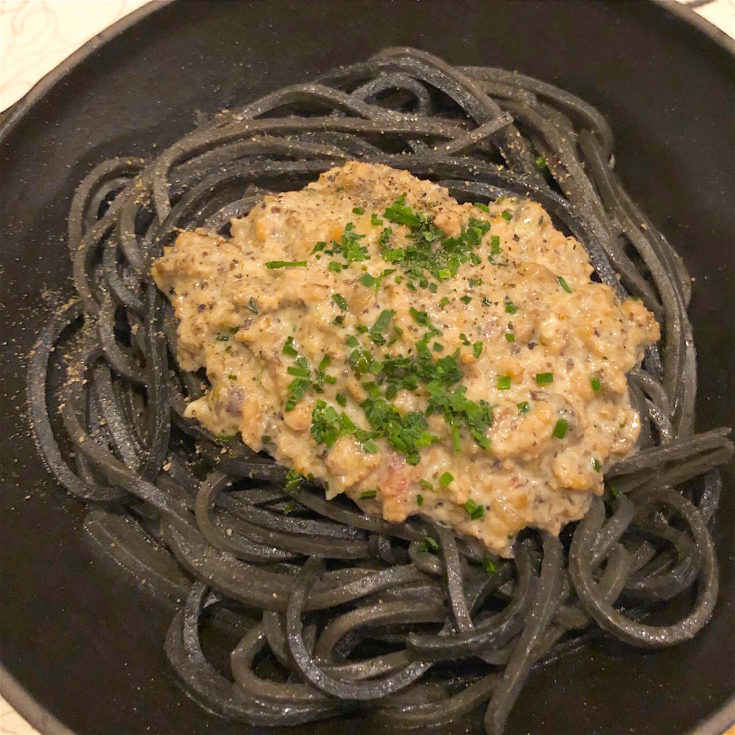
[
  {"x1": 363, "y1": 440, "x2": 378, "y2": 454},
  {"x1": 474, "y1": 202, "x2": 490, "y2": 213},
  {"x1": 328, "y1": 261, "x2": 343, "y2": 273},
  {"x1": 336, "y1": 393, "x2": 347, "y2": 407},
  {"x1": 483, "y1": 558, "x2": 497, "y2": 575},
  {"x1": 556, "y1": 275, "x2": 572, "y2": 293},
  {"x1": 283, "y1": 337, "x2": 298, "y2": 356},
  {"x1": 345, "y1": 335, "x2": 359, "y2": 348},
  {"x1": 460, "y1": 295, "x2": 472, "y2": 304},
  {"x1": 501, "y1": 210, "x2": 513, "y2": 222},
  {"x1": 552, "y1": 419, "x2": 569, "y2": 439},
  {"x1": 352, "y1": 206, "x2": 365, "y2": 215},
  {"x1": 464, "y1": 498, "x2": 485, "y2": 520},
  {"x1": 535, "y1": 372, "x2": 554, "y2": 385},
  {"x1": 416, "y1": 494, "x2": 424, "y2": 506},
  {"x1": 227, "y1": 374, "x2": 237, "y2": 381},
  {"x1": 504, "y1": 298, "x2": 518, "y2": 314},
  {"x1": 451, "y1": 424, "x2": 461, "y2": 452},
  {"x1": 472, "y1": 341, "x2": 483, "y2": 358},
  {"x1": 420, "y1": 480, "x2": 433, "y2": 490},
  {"x1": 332, "y1": 293, "x2": 349, "y2": 310},
  {"x1": 592, "y1": 458, "x2": 601, "y2": 472},
  {"x1": 505, "y1": 332, "x2": 515, "y2": 342},
  {"x1": 265, "y1": 260, "x2": 307, "y2": 269},
  {"x1": 439, "y1": 471, "x2": 454, "y2": 487},
  {"x1": 360, "y1": 489, "x2": 377, "y2": 499},
  {"x1": 490, "y1": 235, "x2": 501, "y2": 254},
  {"x1": 517, "y1": 401, "x2": 530, "y2": 415},
  {"x1": 497, "y1": 375, "x2": 512, "y2": 390},
  {"x1": 370, "y1": 213, "x2": 383, "y2": 226},
  {"x1": 591, "y1": 376, "x2": 602, "y2": 392},
  {"x1": 439, "y1": 296, "x2": 450, "y2": 308},
  {"x1": 216, "y1": 433, "x2": 237, "y2": 442}
]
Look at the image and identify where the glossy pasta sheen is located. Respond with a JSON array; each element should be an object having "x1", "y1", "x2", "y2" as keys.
[{"x1": 28, "y1": 48, "x2": 732, "y2": 735}]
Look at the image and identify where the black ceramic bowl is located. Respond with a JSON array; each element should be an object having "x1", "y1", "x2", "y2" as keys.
[{"x1": 1, "y1": 2, "x2": 733, "y2": 734}]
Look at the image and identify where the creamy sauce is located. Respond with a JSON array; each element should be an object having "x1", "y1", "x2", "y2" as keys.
[{"x1": 152, "y1": 162, "x2": 659, "y2": 556}]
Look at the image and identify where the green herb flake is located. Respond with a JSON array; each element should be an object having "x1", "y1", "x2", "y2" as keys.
[
  {"x1": 439, "y1": 471, "x2": 454, "y2": 487},
  {"x1": 285, "y1": 469, "x2": 304, "y2": 492},
  {"x1": 420, "y1": 479, "x2": 434, "y2": 490},
  {"x1": 464, "y1": 498, "x2": 485, "y2": 520},
  {"x1": 215, "y1": 433, "x2": 237, "y2": 442},
  {"x1": 418, "y1": 536, "x2": 439, "y2": 553},
  {"x1": 460, "y1": 295, "x2": 472, "y2": 304},
  {"x1": 505, "y1": 332, "x2": 515, "y2": 343},
  {"x1": 227, "y1": 374, "x2": 237, "y2": 381},
  {"x1": 474, "y1": 202, "x2": 490, "y2": 213},
  {"x1": 552, "y1": 419, "x2": 569, "y2": 439},
  {"x1": 265, "y1": 260, "x2": 308, "y2": 269},
  {"x1": 591, "y1": 376, "x2": 602, "y2": 392},
  {"x1": 312, "y1": 241, "x2": 328, "y2": 253},
  {"x1": 504, "y1": 298, "x2": 518, "y2": 314},
  {"x1": 483, "y1": 559, "x2": 498, "y2": 575},
  {"x1": 246, "y1": 297, "x2": 259, "y2": 314},
  {"x1": 215, "y1": 334, "x2": 229, "y2": 342},
  {"x1": 497, "y1": 375, "x2": 512, "y2": 390},
  {"x1": 556, "y1": 275, "x2": 572, "y2": 293},
  {"x1": 610, "y1": 485, "x2": 621, "y2": 498},
  {"x1": 439, "y1": 296, "x2": 450, "y2": 309},
  {"x1": 472, "y1": 341, "x2": 483, "y2": 358},
  {"x1": 352, "y1": 206, "x2": 365, "y2": 215},
  {"x1": 517, "y1": 401, "x2": 530, "y2": 415},
  {"x1": 535, "y1": 155, "x2": 547, "y2": 171},
  {"x1": 283, "y1": 336, "x2": 298, "y2": 356},
  {"x1": 360, "y1": 489, "x2": 377, "y2": 499},
  {"x1": 416, "y1": 494, "x2": 424, "y2": 506},
  {"x1": 592, "y1": 458, "x2": 601, "y2": 472},
  {"x1": 501, "y1": 210, "x2": 513, "y2": 222},
  {"x1": 332, "y1": 293, "x2": 349, "y2": 311},
  {"x1": 371, "y1": 213, "x2": 383, "y2": 226},
  {"x1": 336, "y1": 393, "x2": 347, "y2": 407},
  {"x1": 535, "y1": 372, "x2": 554, "y2": 385}
]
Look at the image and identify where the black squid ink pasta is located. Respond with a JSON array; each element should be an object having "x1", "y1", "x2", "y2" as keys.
[{"x1": 27, "y1": 48, "x2": 733, "y2": 734}]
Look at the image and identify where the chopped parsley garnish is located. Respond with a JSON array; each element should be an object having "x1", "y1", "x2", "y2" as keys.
[
  {"x1": 439, "y1": 296, "x2": 450, "y2": 309},
  {"x1": 610, "y1": 485, "x2": 621, "y2": 498},
  {"x1": 360, "y1": 398, "x2": 432, "y2": 465},
  {"x1": 501, "y1": 210, "x2": 513, "y2": 222},
  {"x1": 371, "y1": 213, "x2": 384, "y2": 226},
  {"x1": 469, "y1": 277, "x2": 483, "y2": 288},
  {"x1": 556, "y1": 275, "x2": 572, "y2": 293},
  {"x1": 483, "y1": 558, "x2": 498, "y2": 575},
  {"x1": 433, "y1": 342, "x2": 444, "y2": 352},
  {"x1": 416, "y1": 494, "x2": 424, "y2": 506},
  {"x1": 504, "y1": 297, "x2": 518, "y2": 314},
  {"x1": 497, "y1": 375, "x2": 511, "y2": 390},
  {"x1": 464, "y1": 498, "x2": 485, "y2": 520},
  {"x1": 536, "y1": 372, "x2": 554, "y2": 385},
  {"x1": 535, "y1": 155, "x2": 547, "y2": 171},
  {"x1": 505, "y1": 332, "x2": 515, "y2": 343},
  {"x1": 310, "y1": 400, "x2": 348, "y2": 447},
  {"x1": 359, "y1": 267, "x2": 395, "y2": 290},
  {"x1": 312, "y1": 241, "x2": 327, "y2": 253},
  {"x1": 383, "y1": 193, "x2": 424, "y2": 227},
  {"x1": 460, "y1": 295, "x2": 472, "y2": 304},
  {"x1": 336, "y1": 393, "x2": 347, "y2": 407},
  {"x1": 261, "y1": 435, "x2": 272, "y2": 444},
  {"x1": 474, "y1": 202, "x2": 490, "y2": 213},
  {"x1": 420, "y1": 479, "x2": 434, "y2": 490},
  {"x1": 591, "y1": 376, "x2": 602, "y2": 392},
  {"x1": 517, "y1": 401, "x2": 530, "y2": 415},
  {"x1": 332, "y1": 293, "x2": 349, "y2": 310},
  {"x1": 360, "y1": 489, "x2": 377, "y2": 499},
  {"x1": 215, "y1": 334, "x2": 229, "y2": 342},
  {"x1": 368, "y1": 309, "x2": 395, "y2": 345},
  {"x1": 592, "y1": 458, "x2": 601, "y2": 472},
  {"x1": 265, "y1": 260, "x2": 308, "y2": 269},
  {"x1": 215, "y1": 433, "x2": 237, "y2": 442},
  {"x1": 324, "y1": 222, "x2": 369, "y2": 264},
  {"x1": 439, "y1": 471, "x2": 454, "y2": 487},
  {"x1": 352, "y1": 206, "x2": 365, "y2": 215},
  {"x1": 472, "y1": 341, "x2": 483, "y2": 358},
  {"x1": 552, "y1": 419, "x2": 569, "y2": 439},
  {"x1": 227, "y1": 374, "x2": 237, "y2": 381}
]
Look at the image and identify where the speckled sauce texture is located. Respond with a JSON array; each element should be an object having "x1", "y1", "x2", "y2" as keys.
[{"x1": 152, "y1": 162, "x2": 659, "y2": 556}]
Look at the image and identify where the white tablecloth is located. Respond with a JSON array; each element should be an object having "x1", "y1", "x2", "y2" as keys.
[{"x1": 1, "y1": 1, "x2": 733, "y2": 733}]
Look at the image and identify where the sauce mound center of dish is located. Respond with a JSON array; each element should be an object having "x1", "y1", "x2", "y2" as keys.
[{"x1": 152, "y1": 161, "x2": 659, "y2": 556}]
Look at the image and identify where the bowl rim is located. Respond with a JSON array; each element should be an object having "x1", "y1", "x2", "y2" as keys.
[{"x1": 1, "y1": 1, "x2": 733, "y2": 733}]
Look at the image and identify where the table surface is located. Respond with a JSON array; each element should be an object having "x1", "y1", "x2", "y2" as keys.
[{"x1": 1, "y1": 0, "x2": 733, "y2": 733}]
